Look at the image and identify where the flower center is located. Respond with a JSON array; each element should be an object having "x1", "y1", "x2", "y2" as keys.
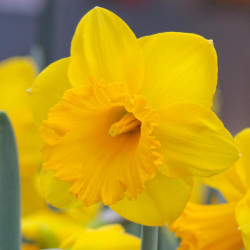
[
  {"x1": 108, "y1": 112, "x2": 141, "y2": 137},
  {"x1": 41, "y1": 82, "x2": 161, "y2": 206}
]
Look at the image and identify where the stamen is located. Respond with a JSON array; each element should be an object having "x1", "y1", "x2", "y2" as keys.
[{"x1": 109, "y1": 112, "x2": 141, "y2": 137}]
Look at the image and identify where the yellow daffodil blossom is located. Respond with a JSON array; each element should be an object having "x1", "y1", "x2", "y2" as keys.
[
  {"x1": 22, "y1": 204, "x2": 100, "y2": 249},
  {"x1": 171, "y1": 128, "x2": 250, "y2": 249},
  {"x1": 29, "y1": 7, "x2": 239, "y2": 226},
  {"x1": 0, "y1": 57, "x2": 45, "y2": 214},
  {"x1": 60, "y1": 224, "x2": 140, "y2": 250}
]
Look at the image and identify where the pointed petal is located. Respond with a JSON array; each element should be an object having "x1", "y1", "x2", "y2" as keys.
[
  {"x1": 234, "y1": 128, "x2": 250, "y2": 188},
  {"x1": 28, "y1": 58, "x2": 72, "y2": 128},
  {"x1": 155, "y1": 103, "x2": 240, "y2": 177},
  {"x1": 69, "y1": 7, "x2": 144, "y2": 93},
  {"x1": 111, "y1": 173, "x2": 192, "y2": 226},
  {"x1": 201, "y1": 128, "x2": 250, "y2": 202},
  {"x1": 138, "y1": 32, "x2": 217, "y2": 108}
]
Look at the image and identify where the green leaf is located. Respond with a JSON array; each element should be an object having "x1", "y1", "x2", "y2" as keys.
[
  {"x1": 140, "y1": 226, "x2": 158, "y2": 250},
  {"x1": 0, "y1": 111, "x2": 21, "y2": 250}
]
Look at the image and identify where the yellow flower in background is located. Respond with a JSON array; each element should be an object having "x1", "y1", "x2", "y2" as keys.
[
  {"x1": 0, "y1": 57, "x2": 41, "y2": 177},
  {"x1": 0, "y1": 57, "x2": 45, "y2": 214},
  {"x1": 170, "y1": 202, "x2": 243, "y2": 250},
  {"x1": 171, "y1": 128, "x2": 250, "y2": 249},
  {"x1": 22, "y1": 204, "x2": 100, "y2": 249},
  {"x1": 60, "y1": 224, "x2": 140, "y2": 250},
  {"x1": 29, "y1": 7, "x2": 239, "y2": 226}
]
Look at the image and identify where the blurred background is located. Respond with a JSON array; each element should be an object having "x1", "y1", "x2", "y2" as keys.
[{"x1": 0, "y1": 0, "x2": 249, "y2": 135}]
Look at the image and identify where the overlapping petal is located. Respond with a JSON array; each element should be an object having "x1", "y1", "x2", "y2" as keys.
[
  {"x1": 138, "y1": 32, "x2": 217, "y2": 109},
  {"x1": 111, "y1": 173, "x2": 192, "y2": 226},
  {"x1": 202, "y1": 166, "x2": 246, "y2": 202},
  {"x1": 154, "y1": 103, "x2": 239, "y2": 178},
  {"x1": 202, "y1": 129, "x2": 250, "y2": 202},
  {"x1": 40, "y1": 169, "x2": 83, "y2": 209},
  {"x1": 69, "y1": 7, "x2": 144, "y2": 93},
  {"x1": 28, "y1": 58, "x2": 72, "y2": 128},
  {"x1": 236, "y1": 191, "x2": 250, "y2": 250}
]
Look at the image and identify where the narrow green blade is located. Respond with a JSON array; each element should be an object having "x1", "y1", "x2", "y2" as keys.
[
  {"x1": 0, "y1": 111, "x2": 21, "y2": 250},
  {"x1": 141, "y1": 226, "x2": 158, "y2": 250}
]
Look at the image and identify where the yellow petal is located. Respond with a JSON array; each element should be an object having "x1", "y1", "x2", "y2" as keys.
[
  {"x1": 28, "y1": 57, "x2": 72, "y2": 128},
  {"x1": 0, "y1": 57, "x2": 37, "y2": 110},
  {"x1": 60, "y1": 224, "x2": 140, "y2": 250},
  {"x1": 69, "y1": 7, "x2": 144, "y2": 93},
  {"x1": 21, "y1": 176, "x2": 47, "y2": 215},
  {"x1": 202, "y1": 128, "x2": 250, "y2": 202},
  {"x1": 236, "y1": 191, "x2": 250, "y2": 249},
  {"x1": 154, "y1": 103, "x2": 239, "y2": 177},
  {"x1": 138, "y1": 32, "x2": 217, "y2": 109},
  {"x1": 189, "y1": 177, "x2": 207, "y2": 204},
  {"x1": 234, "y1": 128, "x2": 250, "y2": 188},
  {"x1": 40, "y1": 169, "x2": 83, "y2": 209},
  {"x1": 171, "y1": 202, "x2": 243, "y2": 250},
  {"x1": 111, "y1": 172, "x2": 192, "y2": 226},
  {"x1": 202, "y1": 166, "x2": 246, "y2": 203}
]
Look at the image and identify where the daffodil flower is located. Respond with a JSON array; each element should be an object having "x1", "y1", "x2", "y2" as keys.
[
  {"x1": 171, "y1": 128, "x2": 250, "y2": 249},
  {"x1": 0, "y1": 57, "x2": 45, "y2": 215},
  {"x1": 29, "y1": 7, "x2": 239, "y2": 226}
]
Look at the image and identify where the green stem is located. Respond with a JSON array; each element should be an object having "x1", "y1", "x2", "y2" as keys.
[
  {"x1": 0, "y1": 112, "x2": 21, "y2": 250},
  {"x1": 140, "y1": 226, "x2": 159, "y2": 250}
]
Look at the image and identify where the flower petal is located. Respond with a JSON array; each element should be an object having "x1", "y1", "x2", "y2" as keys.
[
  {"x1": 0, "y1": 57, "x2": 41, "y2": 177},
  {"x1": 69, "y1": 7, "x2": 144, "y2": 93},
  {"x1": 202, "y1": 166, "x2": 246, "y2": 202},
  {"x1": 154, "y1": 103, "x2": 240, "y2": 177},
  {"x1": 234, "y1": 128, "x2": 250, "y2": 188},
  {"x1": 111, "y1": 173, "x2": 192, "y2": 226},
  {"x1": 138, "y1": 32, "x2": 217, "y2": 109},
  {"x1": 61, "y1": 225, "x2": 140, "y2": 250},
  {"x1": 171, "y1": 202, "x2": 243, "y2": 250},
  {"x1": 236, "y1": 191, "x2": 250, "y2": 249},
  {"x1": 40, "y1": 169, "x2": 83, "y2": 209},
  {"x1": 22, "y1": 176, "x2": 46, "y2": 215},
  {"x1": 28, "y1": 58, "x2": 72, "y2": 128}
]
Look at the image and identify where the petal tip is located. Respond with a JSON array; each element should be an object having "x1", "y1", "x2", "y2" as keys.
[
  {"x1": 208, "y1": 39, "x2": 214, "y2": 46},
  {"x1": 26, "y1": 88, "x2": 32, "y2": 94}
]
